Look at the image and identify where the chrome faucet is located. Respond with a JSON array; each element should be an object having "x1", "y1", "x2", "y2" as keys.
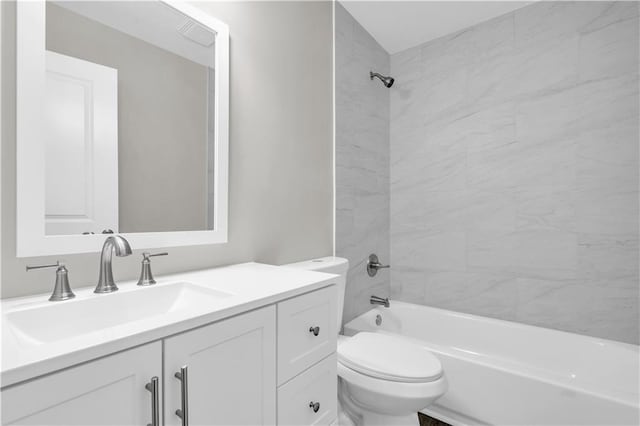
[
  {"x1": 94, "y1": 235, "x2": 132, "y2": 293},
  {"x1": 370, "y1": 295, "x2": 390, "y2": 308}
]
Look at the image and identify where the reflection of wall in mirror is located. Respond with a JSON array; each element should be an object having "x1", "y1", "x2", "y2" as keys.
[{"x1": 46, "y1": 2, "x2": 213, "y2": 233}]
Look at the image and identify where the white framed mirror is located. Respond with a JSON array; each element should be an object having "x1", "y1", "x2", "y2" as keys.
[{"x1": 16, "y1": 0, "x2": 229, "y2": 257}]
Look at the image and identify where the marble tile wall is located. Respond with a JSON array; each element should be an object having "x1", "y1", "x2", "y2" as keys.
[
  {"x1": 389, "y1": 1, "x2": 639, "y2": 343},
  {"x1": 336, "y1": 3, "x2": 391, "y2": 325}
]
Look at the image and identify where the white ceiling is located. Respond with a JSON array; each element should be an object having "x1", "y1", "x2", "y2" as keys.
[{"x1": 340, "y1": 1, "x2": 532, "y2": 54}]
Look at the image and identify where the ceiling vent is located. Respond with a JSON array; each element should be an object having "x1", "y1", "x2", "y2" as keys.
[{"x1": 177, "y1": 19, "x2": 215, "y2": 47}]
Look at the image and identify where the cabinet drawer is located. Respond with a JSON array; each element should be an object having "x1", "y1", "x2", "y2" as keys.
[
  {"x1": 277, "y1": 286, "x2": 337, "y2": 383},
  {"x1": 278, "y1": 354, "x2": 337, "y2": 426}
]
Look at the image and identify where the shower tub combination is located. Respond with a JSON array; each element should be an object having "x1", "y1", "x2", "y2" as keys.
[{"x1": 343, "y1": 301, "x2": 639, "y2": 426}]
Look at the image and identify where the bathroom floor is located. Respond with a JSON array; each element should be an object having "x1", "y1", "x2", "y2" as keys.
[{"x1": 418, "y1": 413, "x2": 451, "y2": 426}]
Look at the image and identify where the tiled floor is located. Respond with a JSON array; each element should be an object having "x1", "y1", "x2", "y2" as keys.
[{"x1": 418, "y1": 412, "x2": 451, "y2": 426}]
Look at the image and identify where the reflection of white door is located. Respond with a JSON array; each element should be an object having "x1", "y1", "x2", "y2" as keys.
[{"x1": 45, "y1": 51, "x2": 118, "y2": 235}]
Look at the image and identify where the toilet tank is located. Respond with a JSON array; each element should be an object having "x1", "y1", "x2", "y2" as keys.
[{"x1": 283, "y1": 257, "x2": 349, "y2": 333}]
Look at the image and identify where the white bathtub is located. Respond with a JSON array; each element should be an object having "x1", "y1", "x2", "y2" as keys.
[{"x1": 343, "y1": 301, "x2": 639, "y2": 426}]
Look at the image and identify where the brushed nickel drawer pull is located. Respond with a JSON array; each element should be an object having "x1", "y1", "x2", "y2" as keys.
[
  {"x1": 145, "y1": 376, "x2": 160, "y2": 426},
  {"x1": 175, "y1": 365, "x2": 189, "y2": 426}
]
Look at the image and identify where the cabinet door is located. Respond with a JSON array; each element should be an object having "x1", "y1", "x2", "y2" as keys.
[
  {"x1": 164, "y1": 306, "x2": 276, "y2": 426},
  {"x1": 1, "y1": 342, "x2": 161, "y2": 426}
]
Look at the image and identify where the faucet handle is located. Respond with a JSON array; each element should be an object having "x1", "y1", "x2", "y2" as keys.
[
  {"x1": 142, "y1": 252, "x2": 168, "y2": 261},
  {"x1": 137, "y1": 252, "x2": 168, "y2": 286},
  {"x1": 26, "y1": 261, "x2": 75, "y2": 302},
  {"x1": 26, "y1": 261, "x2": 62, "y2": 271}
]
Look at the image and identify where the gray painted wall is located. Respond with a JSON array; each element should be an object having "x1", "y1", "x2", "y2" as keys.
[
  {"x1": 335, "y1": 3, "x2": 390, "y2": 325},
  {"x1": 47, "y1": 3, "x2": 210, "y2": 233},
  {"x1": 1, "y1": 1, "x2": 333, "y2": 298},
  {"x1": 390, "y1": 1, "x2": 639, "y2": 344}
]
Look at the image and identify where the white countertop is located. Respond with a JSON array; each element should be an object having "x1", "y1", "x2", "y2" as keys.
[{"x1": 1, "y1": 262, "x2": 337, "y2": 388}]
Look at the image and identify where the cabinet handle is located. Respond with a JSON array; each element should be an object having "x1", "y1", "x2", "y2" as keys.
[
  {"x1": 309, "y1": 401, "x2": 321, "y2": 413},
  {"x1": 175, "y1": 366, "x2": 189, "y2": 426},
  {"x1": 145, "y1": 376, "x2": 160, "y2": 426},
  {"x1": 309, "y1": 326, "x2": 320, "y2": 336}
]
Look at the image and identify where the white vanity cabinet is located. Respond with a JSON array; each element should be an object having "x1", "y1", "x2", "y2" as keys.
[
  {"x1": 1, "y1": 342, "x2": 162, "y2": 425},
  {"x1": 164, "y1": 305, "x2": 276, "y2": 426},
  {"x1": 1, "y1": 285, "x2": 337, "y2": 426}
]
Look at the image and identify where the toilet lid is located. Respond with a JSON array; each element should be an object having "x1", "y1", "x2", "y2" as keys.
[{"x1": 338, "y1": 332, "x2": 443, "y2": 383}]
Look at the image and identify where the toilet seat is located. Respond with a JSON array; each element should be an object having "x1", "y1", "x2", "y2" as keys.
[
  {"x1": 338, "y1": 332, "x2": 443, "y2": 383},
  {"x1": 337, "y1": 361, "x2": 448, "y2": 416}
]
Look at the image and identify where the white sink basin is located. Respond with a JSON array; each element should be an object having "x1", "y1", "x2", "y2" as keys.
[{"x1": 6, "y1": 282, "x2": 233, "y2": 344}]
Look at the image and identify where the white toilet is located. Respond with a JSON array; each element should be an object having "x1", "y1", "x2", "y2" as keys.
[{"x1": 285, "y1": 257, "x2": 447, "y2": 426}]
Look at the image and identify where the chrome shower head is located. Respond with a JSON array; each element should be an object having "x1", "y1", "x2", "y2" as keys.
[{"x1": 370, "y1": 71, "x2": 394, "y2": 88}]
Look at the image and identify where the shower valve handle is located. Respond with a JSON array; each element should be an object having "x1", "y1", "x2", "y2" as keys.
[{"x1": 366, "y1": 254, "x2": 390, "y2": 277}]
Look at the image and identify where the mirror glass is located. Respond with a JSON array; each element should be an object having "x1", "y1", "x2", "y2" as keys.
[{"x1": 44, "y1": 1, "x2": 216, "y2": 235}]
